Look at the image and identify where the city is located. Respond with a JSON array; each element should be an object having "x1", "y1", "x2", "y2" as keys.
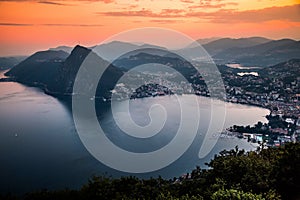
[{"x1": 111, "y1": 59, "x2": 300, "y2": 147}]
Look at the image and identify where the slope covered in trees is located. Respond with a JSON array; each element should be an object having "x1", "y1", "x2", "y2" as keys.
[{"x1": 2, "y1": 143, "x2": 299, "y2": 200}]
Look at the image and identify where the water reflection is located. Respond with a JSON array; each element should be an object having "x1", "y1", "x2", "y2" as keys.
[{"x1": 0, "y1": 74, "x2": 269, "y2": 194}]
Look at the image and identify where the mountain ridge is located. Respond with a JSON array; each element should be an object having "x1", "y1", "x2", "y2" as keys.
[
  {"x1": 213, "y1": 39, "x2": 300, "y2": 66},
  {"x1": 203, "y1": 37, "x2": 272, "y2": 56},
  {"x1": 0, "y1": 56, "x2": 27, "y2": 70},
  {"x1": 5, "y1": 45, "x2": 123, "y2": 100}
]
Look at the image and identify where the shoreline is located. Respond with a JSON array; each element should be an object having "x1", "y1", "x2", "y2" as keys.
[{"x1": 0, "y1": 72, "x2": 280, "y2": 147}]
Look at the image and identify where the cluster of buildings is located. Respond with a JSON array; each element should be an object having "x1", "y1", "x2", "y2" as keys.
[
  {"x1": 220, "y1": 62, "x2": 300, "y2": 146},
  {"x1": 110, "y1": 61, "x2": 300, "y2": 146},
  {"x1": 110, "y1": 71, "x2": 196, "y2": 100}
]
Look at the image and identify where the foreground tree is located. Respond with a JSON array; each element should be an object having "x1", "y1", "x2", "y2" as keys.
[{"x1": 2, "y1": 143, "x2": 298, "y2": 200}]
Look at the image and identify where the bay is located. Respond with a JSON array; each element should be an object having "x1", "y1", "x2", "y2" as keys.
[{"x1": 0, "y1": 71, "x2": 269, "y2": 194}]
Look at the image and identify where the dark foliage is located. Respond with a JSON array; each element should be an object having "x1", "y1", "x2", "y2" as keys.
[{"x1": 1, "y1": 143, "x2": 299, "y2": 200}]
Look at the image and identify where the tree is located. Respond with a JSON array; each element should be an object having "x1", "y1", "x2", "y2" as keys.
[{"x1": 211, "y1": 188, "x2": 265, "y2": 200}]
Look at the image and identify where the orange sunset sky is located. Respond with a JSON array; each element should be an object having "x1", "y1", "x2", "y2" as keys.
[{"x1": 0, "y1": 0, "x2": 299, "y2": 56}]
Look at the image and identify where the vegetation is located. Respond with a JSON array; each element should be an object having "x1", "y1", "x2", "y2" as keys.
[{"x1": 1, "y1": 143, "x2": 299, "y2": 200}]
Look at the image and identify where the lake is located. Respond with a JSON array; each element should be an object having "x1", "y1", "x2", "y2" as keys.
[
  {"x1": 226, "y1": 63, "x2": 261, "y2": 70},
  {"x1": 0, "y1": 71, "x2": 269, "y2": 194},
  {"x1": 237, "y1": 72, "x2": 259, "y2": 77}
]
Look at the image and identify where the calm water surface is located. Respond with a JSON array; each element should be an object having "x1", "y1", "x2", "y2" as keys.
[{"x1": 0, "y1": 71, "x2": 269, "y2": 194}]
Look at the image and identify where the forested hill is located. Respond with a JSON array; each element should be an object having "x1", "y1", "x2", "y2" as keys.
[
  {"x1": 4, "y1": 45, "x2": 123, "y2": 99},
  {"x1": 2, "y1": 143, "x2": 299, "y2": 200}
]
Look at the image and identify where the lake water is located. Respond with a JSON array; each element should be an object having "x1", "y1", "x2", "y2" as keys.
[
  {"x1": 237, "y1": 72, "x2": 259, "y2": 77},
  {"x1": 0, "y1": 71, "x2": 270, "y2": 194},
  {"x1": 226, "y1": 63, "x2": 261, "y2": 70}
]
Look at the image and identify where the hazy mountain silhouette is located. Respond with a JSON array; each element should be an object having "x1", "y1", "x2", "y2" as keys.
[
  {"x1": 178, "y1": 37, "x2": 300, "y2": 67},
  {"x1": 92, "y1": 41, "x2": 167, "y2": 61},
  {"x1": 261, "y1": 59, "x2": 300, "y2": 78},
  {"x1": 49, "y1": 45, "x2": 123, "y2": 97},
  {"x1": 112, "y1": 50, "x2": 197, "y2": 83},
  {"x1": 176, "y1": 37, "x2": 271, "y2": 62},
  {"x1": 4, "y1": 38, "x2": 300, "y2": 100},
  {"x1": 202, "y1": 37, "x2": 271, "y2": 56},
  {"x1": 5, "y1": 45, "x2": 123, "y2": 99},
  {"x1": 0, "y1": 56, "x2": 27, "y2": 70},
  {"x1": 49, "y1": 46, "x2": 73, "y2": 54},
  {"x1": 5, "y1": 50, "x2": 69, "y2": 84},
  {"x1": 214, "y1": 39, "x2": 300, "y2": 66},
  {"x1": 186, "y1": 37, "x2": 222, "y2": 48}
]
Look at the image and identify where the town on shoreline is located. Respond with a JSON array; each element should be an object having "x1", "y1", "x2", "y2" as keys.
[
  {"x1": 110, "y1": 60, "x2": 300, "y2": 147},
  {"x1": 1, "y1": 58, "x2": 299, "y2": 147}
]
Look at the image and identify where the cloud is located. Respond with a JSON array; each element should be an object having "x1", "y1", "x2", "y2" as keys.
[
  {"x1": 98, "y1": 8, "x2": 185, "y2": 18},
  {"x1": 180, "y1": 0, "x2": 194, "y2": 3},
  {"x1": 149, "y1": 19, "x2": 182, "y2": 24},
  {"x1": 181, "y1": 0, "x2": 224, "y2": 3},
  {"x1": 161, "y1": 9, "x2": 185, "y2": 14},
  {"x1": 98, "y1": 9, "x2": 154, "y2": 17},
  {"x1": 37, "y1": 1, "x2": 67, "y2": 5},
  {"x1": 0, "y1": 0, "x2": 115, "y2": 3},
  {"x1": 0, "y1": 23, "x2": 33, "y2": 26},
  {"x1": 128, "y1": 4, "x2": 139, "y2": 9},
  {"x1": 131, "y1": 20, "x2": 143, "y2": 23},
  {"x1": 188, "y1": 2, "x2": 238, "y2": 9},
  {"x1": 41, "y1": 23, "x2": 103, "y2": 26},
  {"x1": 188, "y1": 4, "x2": 300, "y2": 23},
  {"x1": 0, "y1": 23, "x2": 103, "y2": 26},
  {"x1": 98, "y1": 0, "x2": 114, "y2": 3},
  {"x1": 98, "y1": 4, "x2": 300, "y2": 24},
  {"x1": 119, "y1": 4, "x2": 139, "y2": 10}
]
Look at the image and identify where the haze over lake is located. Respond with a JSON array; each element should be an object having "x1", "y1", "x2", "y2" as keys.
[{"x1": 0, "y1": 71, "x2": 269, "y2": 194}]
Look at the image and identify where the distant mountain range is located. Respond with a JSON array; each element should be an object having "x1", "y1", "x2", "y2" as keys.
[
  {"x1": 180, "y1": 37, "x2": 300, "y2": 67},
  {"x1": 112, "y1": 49, "x2": 197, "y2": 83},
  {"x1": 6, "y1": 50, "x2": 69, "y2": 84},
  {"x1": 2, "y1": 37, "x2": 299, "y2": 71},
  {"x1": 202, "y1": 37, "x2": 272, "y2": 55},
  {"x1": 91, "y1": 41, "x2": 168, "y2": 61},
  {"x1": 3, "y1": 45, "x2": 198, "y2": 99},
  {"x1": 260, "y1": 59, "x2": 300, "y2": 81},
  {"x1": 185, "y1": 37, "x2": 221, "y2": 48},
  {"x1": 210, "y1": 39, "x2": 300, "y2": 67},
  {"x1": 0, "y1": 56, "x2": 27, "y2": 70},
  {"x1": 5, "y1": 46, "x2": 123, "y2": 99},
  {"x1": 49, "y1": 46, "x2": 73, "y2": 54},
  {"x1": 49, "y1": 41, "x2": 168, "y2": 62},
  {"x1": 2, "y1": 37, "x2": 300, "y2": 100}
]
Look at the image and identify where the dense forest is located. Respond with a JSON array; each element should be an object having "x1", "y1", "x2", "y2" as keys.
[{"x1": 2, "y1": 143, "x2": 299, "y2": 200}]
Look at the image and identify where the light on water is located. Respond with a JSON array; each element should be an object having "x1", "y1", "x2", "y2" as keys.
[
  {"x1": 0, "y1": 74, "x2": 269, "y2": 194},
  {"x1": 237, "y1": 72, "x2": 259, "y2": 76}
]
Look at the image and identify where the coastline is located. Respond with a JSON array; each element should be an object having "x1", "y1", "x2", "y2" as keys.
[{"x1": 2, "y1": 70, "x2": 292, "y2": 148}]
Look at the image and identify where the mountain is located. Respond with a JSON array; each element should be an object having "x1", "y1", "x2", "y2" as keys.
[
  {"x1": 5, "y1": 46, "x2": 123, "y2": 99},
  {"x1": 46, "y1": 45, "x2": 91, "y2": 95},
  {"x1": 92, "y1": 41, "x2": 167, "y2": 61},
  {"x1": 0, "y1": 56, "x2": 27, "y2": 70},
  {"x1": 214, "y1": 39, "x2": 300, "y2": 66},
  {"x1": 112, "y1": 50, "x2": 198, "y2": 83},
  {"x1": 202, "y1": 37, "x2": 272, "y2": 56},
  {"x1": 179, "y1": 37, "x2": 300, "y2": 67},
  {"x1": 176, "y1": 37, "x2": 272, "y2": 62},
  {"x1": 196, "y1": 37, "x2": 222, "y2": 45},
  {"x1": 5, "y1": 50, "x2": 69, "y2": 84},
  {"x1": 185, "y1": 37, "x2": 221, "y2": 48},
  {"x1": 139, "y1": 43, "x2": 167, "y2": 50},
  {"x1": 48, "y1": 45, "x2": 123, "y2": 97},
  {"x1": 260, "y1": 59, "x2": 300, "y2": 81},
  {"x1": 49, "y1": 46, "x2": 73, "y2": 54}
]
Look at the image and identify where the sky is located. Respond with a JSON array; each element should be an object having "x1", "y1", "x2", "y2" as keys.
[{"x1": 0, "y1": 0, "x2": 299, "y2": 56}]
